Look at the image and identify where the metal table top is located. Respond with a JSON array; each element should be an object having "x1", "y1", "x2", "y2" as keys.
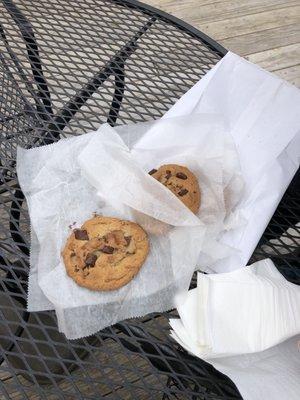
[{"x1": 0, "y1": 0, "x2": 299, "y2": 399}]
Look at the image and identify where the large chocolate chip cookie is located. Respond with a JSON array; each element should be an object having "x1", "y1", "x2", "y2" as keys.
[
  {"x1": 149, "y1": 164, "x2": 200, "y2": 214},
  {"x1": 62, "y1": 216, "x2": 149, "y2": 291}
]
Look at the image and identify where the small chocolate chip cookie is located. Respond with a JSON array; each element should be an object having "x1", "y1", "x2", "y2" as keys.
[
  {"x1": 149, "y1": 164, "x2": 200, "y2": 214},
  {"x1": 62, "y1": 216, "x2": 149, "y2": 291}
]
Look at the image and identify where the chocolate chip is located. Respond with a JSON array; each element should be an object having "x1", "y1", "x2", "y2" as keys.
[
  {"x1": 101, "y1": 245, "x2": 114, "y2": 254},
  {"x1": 124, "y1": 236, "x2": 132, "y2": 246},
  {"x1": 166, "y1": 170, "x2": 171, "y2": 174},
  {"x1": 85, "y1": 253, "x2": 97, "y2": 267},
  {"x1": 178, "y1": 188, "x2": 188, "y2": 196},
  {"x1": 70, "y1": 252, "x2": 76, "y2": 257},
  {"x1": 74, "y1": 229, "x2": 89, "y2": 240},
  {"x1": 176, "y1": 172, "x2": 187, "y2": 180},
  {"x1": 148, "y1": 168, "x2": 157, "y2": 175},
  {"x1": 165, "y1": 172, "x2": 172, "y2": 179}
]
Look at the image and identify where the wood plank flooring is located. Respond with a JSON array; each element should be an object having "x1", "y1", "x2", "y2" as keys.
[{"x1": 146, "y1": 0, "x2": 300, "y2": 86}]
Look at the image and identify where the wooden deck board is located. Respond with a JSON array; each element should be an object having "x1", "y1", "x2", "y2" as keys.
[
  {"x1": 221, "y1": 23, "x2": 300, "y2": 56},
  {"x1": 147, "y1": 0, "x2": 300, "y2": 86},
  {"x1": 275, "y1": 65, "x2": 300, "y2": 87},
  {"x1": 149, "y1": 0, "x2": 298, "y2": 24},
  {"x1": 246, "y1": 43, "x2": 300, "y2": 71},
  {"x1": 201, "y1": 7, "x2": 300, "y2": 40}
]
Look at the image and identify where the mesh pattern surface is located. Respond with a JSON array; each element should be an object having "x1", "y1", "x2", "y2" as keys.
[{"x1": 0, "y1": 0, "x2": 299, "y2": 399}]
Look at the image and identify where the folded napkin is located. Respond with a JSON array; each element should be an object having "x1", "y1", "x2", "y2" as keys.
[{"x1": 170, "y1": 259, "x2": 300, "y2": 400}]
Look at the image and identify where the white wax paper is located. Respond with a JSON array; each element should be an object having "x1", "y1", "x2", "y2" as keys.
[
  {"x1": 17, "y1": 133, "x2": 203, "y2": 339},
  {"x1": 114, "y1": 114, "x2": 245, "y2": 269},
  {"x1": 17, "y1": 113, "x2": 243, "y2": 339},
  {"x1": 18, "y1": 105, "x2": 242, "y2": 338}
]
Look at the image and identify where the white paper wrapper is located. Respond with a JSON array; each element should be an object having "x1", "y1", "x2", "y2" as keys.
[
  {"x1": 170, "y1": 259, "x2": 300, "y2": 400},
  {"x1": 17, "y1": 111, "x2": 243, "y2": 339},
  {"x1": 17, "y1": 132, "x2": 203, "y2": 339},
  {"x1": 81, "y1": 115, "x2": 245, "y2": 263}
]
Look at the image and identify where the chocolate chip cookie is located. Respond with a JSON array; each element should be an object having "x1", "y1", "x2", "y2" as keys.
[
  {"x1": 62, "y1": 216, "x2": 149, "y2": 291},
  {"x1": 149, "y1": 164, "x2": 200, "y2": 214}
]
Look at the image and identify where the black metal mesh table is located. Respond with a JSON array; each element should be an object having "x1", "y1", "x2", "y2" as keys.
[{"x1": 0, "y1": 0, "x2": 299, "y2": 399}]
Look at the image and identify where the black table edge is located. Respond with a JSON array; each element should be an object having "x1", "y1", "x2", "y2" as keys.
[{"x1": 118, "y1": 0, "x2": 228, "y2": 57}]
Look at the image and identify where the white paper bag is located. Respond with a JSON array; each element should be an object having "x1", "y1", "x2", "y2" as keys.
[{"x1": 138, "y1": 51, "x2": 300, "y2": 273}]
